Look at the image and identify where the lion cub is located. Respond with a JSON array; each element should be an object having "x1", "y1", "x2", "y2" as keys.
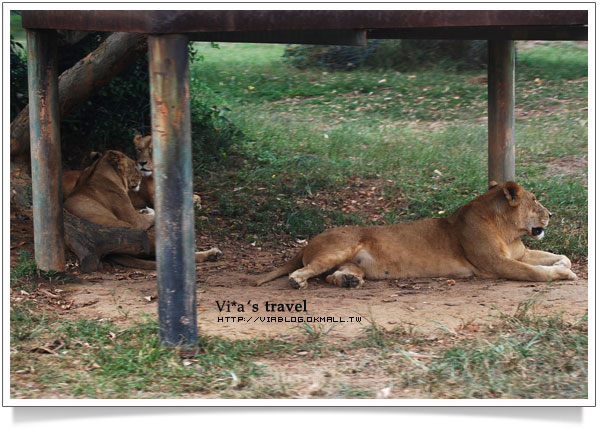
[{"x1": 254, "y1": 182, "x2": 577, "y2": 289}]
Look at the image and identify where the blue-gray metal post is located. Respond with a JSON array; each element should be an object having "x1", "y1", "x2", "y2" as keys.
[
  {"x1": 148, "y1": 34, "x2": 197, "y2": 347},
  {"x1": 488, "y1": 40, "x2": 516, "y2": 186},
  {"x1": 26, "y1": 29, "x2": 65, "y2": 272}
]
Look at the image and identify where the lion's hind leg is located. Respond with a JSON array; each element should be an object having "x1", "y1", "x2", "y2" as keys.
[
  {"x1": 289, "y1": 241, "x2": 363, "y2": 290},
  {"x1": 326, "y1": 263, "x2": 365, "y2": 288}
]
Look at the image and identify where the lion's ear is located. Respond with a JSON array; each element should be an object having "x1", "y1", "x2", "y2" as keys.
[
  {"x1": 488, "y1": 181, "x2": 499, "y2": 190},
  {"x1": 105, "y1": 151, "x2": 122, "y2": 169},
  {"x1": 133, "y1": 134, "x2": 142, "y2": 145},
  {"x1": 503, "y1": 181, "x2": 523, "y2": 207}
]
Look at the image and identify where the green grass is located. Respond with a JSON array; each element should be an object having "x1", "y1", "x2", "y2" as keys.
[
  {"x1": 192, "y1": 41, "x2": 587, "y2": 261},
  {"x1": 11, "y1": 313, "x2": 295, "y2": 398},
  {"x1": 517, "y1": 41, "x2": 588, "y2": 81},
  {"x1": 345, "y1": 300, "x2": 588, "y2": 399},
  {"x1": 10, "y1": 250, "x2": 66, "y2": 290},
  {"x1": 10, "y1": 295, "x2": 587, "y2": 398}
]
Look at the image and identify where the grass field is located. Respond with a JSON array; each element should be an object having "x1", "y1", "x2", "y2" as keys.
[
  {"x1": 10, "y1": 40, "x2": 588, "y2": 399},
  {"x1": 192, "y1": 41, "x2": 587, "y2": 260}
]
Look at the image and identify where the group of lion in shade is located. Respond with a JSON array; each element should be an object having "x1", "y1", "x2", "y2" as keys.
[
  {"x1": 61, "y1": 137, "x2": 222, "y2": 270},
  {"x1": 62, "y1": 139, "x2": 577, "y2": 288}
]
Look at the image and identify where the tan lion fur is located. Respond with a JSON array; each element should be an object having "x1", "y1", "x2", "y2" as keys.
[
  {"x1": 128, "y1": 134, "x2": 154, "y2": 209},
  {"x1": 64, "y1": 149, "x2": 221, "y2": 269},
  {"x1": 64, "y1": 150, "x2": 155, "y2": 230},
  {"x1": 254, "y1": 181, "x2": 577, "y2": 289},
  {"x1": 62, "y1": 151, "x2": 102, "y2": 200}
]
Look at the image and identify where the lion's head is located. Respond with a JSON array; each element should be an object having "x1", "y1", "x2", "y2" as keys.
[
  {"x1": 492, "y1": 181, "x2": 552, "y2": 240},
  {"x1": 105, "y1": 150, "x2": 143, "y2": 192},
  {"x1": 133, "y1": 135, "x2": 153, "y2": 177}
]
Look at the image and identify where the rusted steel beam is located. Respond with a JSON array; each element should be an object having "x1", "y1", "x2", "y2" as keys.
[
  {"x1": 26, "y1": 30, "x2": 65, "y2": 272},
  {"x1": 369, "y1": 25, "x2": 588, "y2": 41},
  {"x1": 488, "y1": 40, "x2": 516, "y2": 186},
  {"x1": 190, "y1": 29, "x2": 366, "y2": 46},
  {"x1": 22, "y1": 10, "x2": 587, "y2": 34},
  {"x1": 149, "y1": 34, "x2": 197, "y2": 347}
]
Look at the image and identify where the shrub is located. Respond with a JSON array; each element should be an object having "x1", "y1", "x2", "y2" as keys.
[
  {"x1": 10, "y1": 36, "x2": 28, "y2": 120},
  {"x1": 283, "y1": 40, "x2": 488, "y2": 71},
  {"x1": 282, "y1": 41, "x2": 380, "y2": 70},
  {"x1": 9, "y1": 20, "x2": 241, "y2": 170}
]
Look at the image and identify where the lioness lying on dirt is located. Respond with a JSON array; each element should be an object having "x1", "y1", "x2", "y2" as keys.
[
  {"x1": 254, "y1": 181, "x2": 577, "y2": 289},
  {"x1": 64, "y1": 150, "x2": 156, "y2": 230},
  {"x1": 64, "y1": 150, "x2": 221, "y2": 269}
]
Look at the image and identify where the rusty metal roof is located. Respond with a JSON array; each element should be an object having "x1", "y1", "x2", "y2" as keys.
[{"x1": 22, "y1": 10, "x2": 587, "y2": 42}]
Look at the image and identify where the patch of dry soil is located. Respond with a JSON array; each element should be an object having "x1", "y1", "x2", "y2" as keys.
[{"x1": 61, "y1": 242, "x2": 588, "y2": 341}]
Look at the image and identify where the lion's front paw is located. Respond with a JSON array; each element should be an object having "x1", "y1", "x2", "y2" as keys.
[
  {"x1": 555, "y1": 265, "x2": 578, "y2": 281},
  {"x1": 341, "y1": 274, "x2": 363, "y2": 289},
  {"x1": 205, "y1": 247, "x2": 223, "y2": 262},
  {"x1": 139, "y1": 207, "x2": 155, "y2": 216},
  {"x1": 289, "y1": 275, "x2": 307, "y2": 290}
]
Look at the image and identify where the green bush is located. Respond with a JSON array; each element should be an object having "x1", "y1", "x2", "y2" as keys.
[
  {"x1": 282, "y1": 41, "x2": 380, "y2": 70},
  {"x1": 190, "y1": 102, "x2": 244, "y2": 171},
  {"x1": 365, "y1": 39, "x2": 487, "y2": 71},
  {"x1": 10, "y1": 36, "x2": 28, "y2": 120},
  {"x1": 60, "y1": 41, "x2": 151, "y2": 167},
  {"x1": 9, "y1": 20, "x2": 241, "y2": 170},
  {"x1": 283, "y1": 40, "x2": 488, "y2": 71}
]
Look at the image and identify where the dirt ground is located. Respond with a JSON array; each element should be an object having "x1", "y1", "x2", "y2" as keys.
[
  {"x1": 36, "y1": 239, "x2": 587, "y2": 341},
  {"x1": 10, "y1": 187, "x2": 588, "y2": 344},
  {"x1": 10, "y1": 160, "x2": 588, "y2": 344},
  {"x1": 9, "y1": 197, "x2": 588, "y2": 399}
]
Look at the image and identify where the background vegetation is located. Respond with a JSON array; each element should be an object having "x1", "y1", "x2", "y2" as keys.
[
  {"x1": 9, "y1": 12, "x2": 240, "y2": 168},
  {"x1": 190, "y1": 41, "x2": 587, "y2": 261}
]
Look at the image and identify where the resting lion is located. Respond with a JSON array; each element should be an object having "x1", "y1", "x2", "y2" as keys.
[
  {"x1": 64, "y1": 150, "x2": 221, "y2": 269},
  {"x1": 64, "y1": 150, "x2": 155, "y2": 230},
  {"x1": 254, "y1": 181, "x2": 577, "y2": 289},
  {"x1": 128, "y1": 134, "x2": 155, "y2": 209},
  {"x1": 62, "y1": 135, "x2": 155, "y2": 207},
  {"x1": 62, "y1": 151, "x2": 102, "y2": 200}
]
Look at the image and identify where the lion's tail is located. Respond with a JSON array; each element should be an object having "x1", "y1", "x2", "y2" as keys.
[
  {"x1": 107, "y1": 254, "x2": 157, "y2": 270},
  {"x1": 253, "y1": 250, "x2": 304, "y2": 287}
]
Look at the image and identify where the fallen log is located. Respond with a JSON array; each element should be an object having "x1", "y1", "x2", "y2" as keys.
[{"x1": 63, "y1": 210, "x2": 153, "y2": 272}]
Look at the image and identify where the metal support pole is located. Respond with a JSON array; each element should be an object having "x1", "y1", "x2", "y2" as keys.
[
  {"x1": 148, "y1": 34, "x2": 197, "y2": 347},
  {"x1": 26, "y1": 30, "x2": 65, "y2": 272},
  {"x1": 488, "y1": 40, "x2": 516, "y2": 186}
]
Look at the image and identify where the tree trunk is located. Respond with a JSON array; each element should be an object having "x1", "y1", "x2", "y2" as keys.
[
  {"x1": 11, "y1": 32, "x2": 148, "y2": 166},
  {"x1": 63, "y1": 211, "x2": 153, "y2": 272}
]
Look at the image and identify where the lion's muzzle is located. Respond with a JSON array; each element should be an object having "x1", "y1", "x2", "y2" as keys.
[
  {"x1": 531, "y1": 227, "x2": 545, "y2": 240},
  {"x1": 138, "y1": 162, "x2": 153, "y2": 177}
]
